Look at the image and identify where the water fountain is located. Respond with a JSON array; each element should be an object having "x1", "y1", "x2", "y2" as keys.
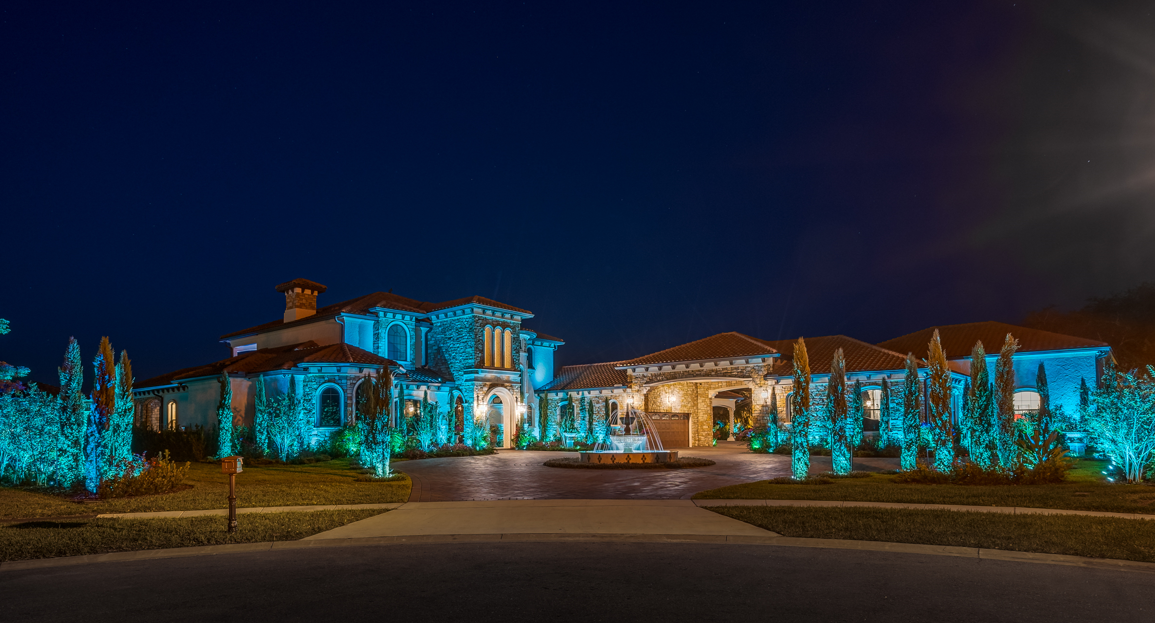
[{"x1": 578, "y1": 407, "x2": 679, "y2": 465}]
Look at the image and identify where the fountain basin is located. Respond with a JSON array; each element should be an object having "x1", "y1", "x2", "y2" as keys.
[{"x1": 578, "y1": 450, "x2": 679, "y2": 465}]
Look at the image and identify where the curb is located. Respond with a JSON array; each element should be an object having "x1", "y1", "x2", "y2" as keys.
[
  {"x1": 691, "y1": 499, "x2": 1155, "y2": 520},
  {"x1": 96, "y1": 503, "x2": 404, "y2": 519},
  {"x1": 4, "y1": 531, "x2": 1155, "y2": 575}
]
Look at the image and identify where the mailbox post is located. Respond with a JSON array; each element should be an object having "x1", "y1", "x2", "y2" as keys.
[{"x1": 221, "y1": 456, "x2": 243, "y2": 533}]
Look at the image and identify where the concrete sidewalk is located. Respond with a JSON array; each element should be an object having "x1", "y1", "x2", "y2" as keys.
[
  {"x1": 305, "y1": 499, "x2": 777, "y2": 540},
  {"x1": 693, "y1": 499, "x2": 1155, "y2": 520}
]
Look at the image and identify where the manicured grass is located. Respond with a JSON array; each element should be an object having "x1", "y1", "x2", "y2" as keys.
[
  {"x1": 705, "y1": 505, "x2": 1155, "y2": 564},
  {"x1": 694, "y1": 459, "x2": 1155, "y2": 514},
  {"x1": 0, "y1": 459, "x2": 410, "y2": 520},
  {"x1": 0, "y1": 509, "x2": 385, "y2": 562}
]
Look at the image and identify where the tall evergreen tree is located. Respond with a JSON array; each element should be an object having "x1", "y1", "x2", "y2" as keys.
[
  {"x1": 580, "y1": 396, "x2": 591, "y2": 442},
  {"x1": 253, "y1": 376, "x2": 270, "y2": 454},
  {"x1": 1035, "y1": 362, "x2": 1052, "y2": 431},
  {"x1": 84, "y1": 337, "x2": 116, "y2": 493},
  {"x1": 926, "y1": 330, "x2": 954, "y2": 472},
  {"x1": 357, "y1": 366, "x2": 394, "y2": 477},
  {"x1": 108, "y1": 350, "x2": 134, "y2": 469},
  {"x1": 964, "y1": 341, "x2": 995, "y2": 468},
  {"x1": 1077, "y1": 377, "x2": 1091, "y2": 430},
  {"x1": 994, "y1": 334, "x2": 1020, "y2": 468},
  {"x1": 828, "y1": 349, "x2": 851, "y2": 474},
  {"x1": 216, "y1": 371, "x2": 234, "y2": 458},
  {"x1": 57, "y1": 338, "x2": 85, "y2": 485},
  {"x1": 900, "y1": 353, "x2": 921, "y2": 471},
  {"x1": 790, "y1": 337, "x2": 812, "y2": 480},
  {"x1": 848, "y1": 379, "x2": 864, "y2": 452},
  {"x1": 879, "y1": 378, "x2": 893, "y2": 448},
  {"x1": 767, "y1": 387, "x2": 780, "y2": 450}
]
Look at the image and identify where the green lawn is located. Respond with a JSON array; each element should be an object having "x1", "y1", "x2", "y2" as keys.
[
  {"x1": 0, "y1": 509, "x2": 385, "y2": 562},
  {"x1": 694, "y1": 459, "x2": 1155, "y2": 514},
  {"x1": 0, "y1": 459, "x2": 411, "y2": 521},
  {"x1": 705, "y1": 506, "x2": 1155, "y2": 564}
]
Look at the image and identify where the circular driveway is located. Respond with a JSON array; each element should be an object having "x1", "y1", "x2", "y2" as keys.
[{"x1": 398, "y1": 442, "x2": 899, "y2": 501}]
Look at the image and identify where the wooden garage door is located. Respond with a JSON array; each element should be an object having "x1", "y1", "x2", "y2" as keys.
[{"x1": 647, "y1": 412, "x2": 690, "y2": 448}]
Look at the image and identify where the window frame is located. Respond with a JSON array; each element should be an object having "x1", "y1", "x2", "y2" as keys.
[
  {"x1": 315, "y1": 384, "x2": 345, "y2": 428},
  {"x1": 386, "y1": 323, "x2": 409, "y2": 362}
]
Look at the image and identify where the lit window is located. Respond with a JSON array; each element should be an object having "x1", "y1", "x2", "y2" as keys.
[
  {"x1": 1014, "y1": 391, "x2": 1041, "y2": 418},
  {"x1": 862, "y1": 389, "x2": 882, "y2": 420},
  {"x1": 317, "y1": 386, "x2": 342, "y2": 427},
  {"x1": 387, "y1": 324, "x2": 407, "y2": 361},
  {"x1": 484, "y1": 326, "x2": 493, "y2": 367},
  {"x1": 503, "y1": 329, "x2": 513, "y2": 369},
  {"x1": 166, "y1": 402, "x2": 178, "y2": 430}
]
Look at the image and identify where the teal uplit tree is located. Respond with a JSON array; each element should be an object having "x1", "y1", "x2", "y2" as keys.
[
  {"x1": 1077, "y1": 377, "x2": 1091, "y2": 431},
  {"x1": 537, "y1": 394, "x2": 547, "y2": 441},
  {"x1": 463, "y1": 401, "x2": 477, "y2": 448},
  {"x1": 1033, "y1": 363, "x2": 1052, "y2": 431},
  {"x1": 926, "y1": 330, "x2": 954, "y2": 472},
  {"x1": 963, "y1": 341, "x2": 995, "y2": 468},
  {"x1": 415, "y1": 390, "x2": 436, "y2": 451},
  {"x1": 767, "y1": 387, "x2": 780, "y2": 450},
  {"x1": 828, "y1": 349, "x2": 851, "y2": 474},
  {"x1": 579, "y1": 396, "x2": 591, "y2": 443},
  {"x1": 287, "y1": 375, "x2": 312, "y2": 451},
  {"x1": 0, "y1": 318, "x2": 30, "y2": 394},
  {"x1": 1084, "y1": 363, "x2": 1155, "y2": 483},
  {"x1": 84, "y1": 337, "x2": 116, "y2": 493},
  {"x1": 900, "y1": 353, "x2": 921, "y2": 471},
  {"x1": 253, "y1": 376, "x2": 270, "y2": 454},
  {"x1": 107, "y1": 351, "x2": 134, "y2": 471},
  {"x1": 848, "y1": 380, "x2": 864, "y2": 452},
  {"x1": 790, "y1": 337, "x2": 812, "y2": 480},
  {"x1": 994, "y1": 334, "x2": 1020, "y2": 468},
  {"x1": 57, "y1": 338, "x2": 86, "y2": 485},
  {"x1": 879, "y1": 378, "x2": 893, "y2": 448},
  {"x1": 216, "y1": 371, "x2": 234, "y2": 458},
  {"x1": 357, "y1": 366, "x2": 394, "y2": 477},
  {"x1": 435, "y1": 395, "x2": 450, "y2": 446}
]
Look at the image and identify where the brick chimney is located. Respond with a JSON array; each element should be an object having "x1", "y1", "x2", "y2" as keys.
[{"x1": 275, "y1": 279, "x2": 328, "y2": 323}]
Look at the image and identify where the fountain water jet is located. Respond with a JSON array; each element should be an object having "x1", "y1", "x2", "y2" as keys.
[{"x1": 579, "y1": 407, "x2": 679, "y2": 464}]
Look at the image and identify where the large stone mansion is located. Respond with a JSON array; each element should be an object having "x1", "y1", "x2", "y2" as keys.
[{"x1": 134, "y1": 279, "x2": 1114, "y2": 448}]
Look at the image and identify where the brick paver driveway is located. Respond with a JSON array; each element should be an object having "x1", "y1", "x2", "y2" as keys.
[{"x1": 398, "y1": 442, "x2": 899, "y2": 501}]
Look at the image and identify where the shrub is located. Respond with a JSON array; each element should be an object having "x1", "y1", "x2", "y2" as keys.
[
  {"x1": 98, "y1": 451, "x2": 190, "y2": 498},
  {"x1": 132, "y1": 425, "x2": 209, "y2": 462},
  {"x1": 895, "y1": 459, "x2": 1071, "y2": 485}
]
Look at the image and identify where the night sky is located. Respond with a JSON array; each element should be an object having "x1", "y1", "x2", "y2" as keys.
[{"x1": 4, "y1": 1, "x2": 1155, "y2": 387}]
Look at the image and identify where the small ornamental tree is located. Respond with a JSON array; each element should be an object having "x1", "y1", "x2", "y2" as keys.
[
  {"x1": 926, "y1": 330, "x2": 954, "y2": 472},
  {"x1": 1084, "y1": 364, "x2": 1155, "y2": 483},
  {"x1": 994, "y1": 334, "x2": 1020, "y2": 468},
  {"x1": 108, "y1": 350, "x2": 134, "y2": 471},
  {"x1": 84, "y1": 337, "x2": 116, "y2": 493},
  {"x1": 57, "y1": 338, "x2": 86, "y2": 485},
  {"x1": 357, "y1": 366, "x2": 394, "y2": 477},
  {"x1": 790, "y1": 337, "x2": 812, "y2": 480},
  {"x1": 828, "y1": 349, "x2": 851, "y2": 475},
  {"x1": 879, "y1": 378, "x2": 893, "y2": 448},
  {"x1": 216, "y1": 371, "x2": 234, "y2": 458},
  {"x1": 964, "y1": 341, "x2": 995, "y2": 469},
  {"x1": 848, "y1": 380, "x2": 864, "y2": 451},
  {"x1": 900, "y1": 353, "x2": 921, "y2": 471},
  {"x1": 0, "y1": 318, "x2": 30, "y2": 394},
  {"x1": 253, "y1": 376, "x2": 270, "y2": 454}
]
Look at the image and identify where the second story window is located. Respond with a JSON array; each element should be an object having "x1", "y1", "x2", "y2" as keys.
[{"x1": 387, "y1": 324, "x2": 407, "y2": 361}]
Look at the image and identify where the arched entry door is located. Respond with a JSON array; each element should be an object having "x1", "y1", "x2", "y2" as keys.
[{"x1": 482, "y1": 387, "x2": 517, "y2": 448}]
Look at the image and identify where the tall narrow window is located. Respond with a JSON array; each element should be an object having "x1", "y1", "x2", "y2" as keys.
[
  {"x1": 484, "y1": 326, "x2": 493, "y2": 367},
  {"x1": 494, "y1": 327, "x2": 503, "y2": 368},
  {"x1": 387, "y1": 324, "x2": 407, "y2": 361},
  {"x1": 503, "y1": 329, "x2": 513, "y2": 369},
  {"x1": 317, "y1": 386, "x2": 342, "y2": 427},
  {"x1": 862, "y1": 389, "x2": 882, "y2": 420},
  {"x1": 166, "y1": 402, "x2": 178, "y2": 430},
  {"x1": 147, "y1": 399, "x2": 161, "y2": 431},
  {"x1": 526, "y1": 346, "x2": 534, "y2": 371}
]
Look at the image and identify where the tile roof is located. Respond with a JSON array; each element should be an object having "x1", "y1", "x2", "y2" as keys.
[
  {"x1": 523, "y1": 329, "x2": 564, "y2": 343},
  {"x1": 135, "y1": 342, "x2": 396, "y2": 391},
  {"x1": 620, "y1": 332, "x2": 779, "y2": 366},
  {"x1": 400, "y1": 367, "x2": 449, "y2": 384},
  {"x1": 761, "y1": 335, "x2": 925, "y2": 376},
  {"x1": 428, "y1": 296, "x2": 532, "y2": 315},
  {"x1": 539, "y1": 362, "x2": 629, "y2": 391},
  {"x1": 878, "y1": 321, "x2": 1110, "y2": 360}
]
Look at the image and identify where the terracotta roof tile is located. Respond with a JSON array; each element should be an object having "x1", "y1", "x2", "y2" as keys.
[
  {"x1": 762, "y1": 335, "x2": 923, "y2": 376},
  {"x1": 539, "y1": 362, "x2": 628, "y2": 391},
  {"x1": 401, "y1": 367, "x2": 448, "y2": 384},
  {"x1": 621, "y1": 332, "x2": 778, "y2": 366},
  {"x1": 878, "y1": 321, "x2": 1109, "y2": 360},
  {"x1": 523, "y1": 329, "x2": 564, "y2": 343},
  {"x1": 428, "y1": 296, "x2": 532, "y2": 315}
]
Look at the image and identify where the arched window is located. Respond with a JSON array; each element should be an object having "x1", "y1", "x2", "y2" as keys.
[
  {"x1": 484, "y1": 326, "x2": 493, "y2": 367},
  {"x1": 526, "y1": 346, "x2": 534, "y2": 370},
  {"x1": 166, "y1": 402, "x2": 178, "y2": 431},
  {"x1": 494, "y1": 327, "x2": 503, "y2": 368},
  {"x1": 146, "y1": 399, "x2": 161, "y2": 431},
  {"x1": 862, "y1": 389, "x2": 882, "y2": 420},
  {"x1": 387, "y1": 324, "x2": 408, "y2": 361},
  {"x1": 503, "y1": 329, "x2": 513, "y2": 369},
  {"x1": 317, "y1": 386, "x2": 343, "y2": 427},
  {"x1": 784, "y1": 393, "x2": 793, "y2": 423},
  {"x1": 1014, "y1": 390, "x2": 1041, "y2": 418}
]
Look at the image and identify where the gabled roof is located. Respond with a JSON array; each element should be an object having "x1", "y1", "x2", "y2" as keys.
[
  {"x1": 428, "y1": 295, "x2": 532, "y2": 315},
  {"x1": 878, "y1": 321, "x2": 1110, "y2": 360},
  {"x1": 762, "y1": 335, "x2": 927, "y2": 376},
  {"x1": 135, "y1": 342, "x2": 396, "y2": 391},
  {"x1": 619, "y1": 332, "x2": 778, "y2": 367},
  {"x1": 539, "y1": 362, "x2": 629, "y2": 391}
]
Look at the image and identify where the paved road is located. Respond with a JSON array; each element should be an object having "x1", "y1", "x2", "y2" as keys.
[
  {"x1": 401, "y1": 443, "x2": 899, "y2": 501},
  {"x1": 4, "y1": 542, "x2": 1151, "y2": 623}
]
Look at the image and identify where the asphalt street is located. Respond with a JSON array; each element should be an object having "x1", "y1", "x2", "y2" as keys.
[{"x1": 4, "y1": 541, "x2": 1151, "y2": 623}]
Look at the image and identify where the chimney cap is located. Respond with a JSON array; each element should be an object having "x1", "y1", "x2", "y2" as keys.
[{"x1": 275, "y1": 278, "x2": 328, "y2": 294}]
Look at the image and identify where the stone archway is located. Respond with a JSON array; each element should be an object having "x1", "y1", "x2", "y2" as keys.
[
  {"x1": 482, "y1": 386, "x2": 517, "y2": 448},
  {"x1": 643, "y1": 377, "x2": 762, "y2": 447}
]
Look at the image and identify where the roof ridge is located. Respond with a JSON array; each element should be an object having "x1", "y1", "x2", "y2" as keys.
[{"x1": 732, "y1": 332, "x2": 778, "y2": 351}]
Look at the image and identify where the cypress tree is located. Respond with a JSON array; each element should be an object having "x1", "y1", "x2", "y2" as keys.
[
  {"x1": 927, "y1": 330, "x2": 954, "y2": 472},
  {"x1": 828, "y1": 349, "x2": 850, "y2": 474},
  {"x1": 217, "y1": 371, "x2": 234, "y2": 458},
  {"x1": 253, "y1": 376, "x2": 269, "y2": 454},
  {"x1": 767, "y1": 387, "x2": 780, "y2": 450},
  {"x1": 790, "y1": 337, "x2": 811, "y2": 480},
  {"x1": 84, "y1": 337, "x2": 116, "y2": 493},
  {"x1": 57, "y1": 338, "x2": 85, "y2": 486},
  {"x1": 1078, "y1": 377, "x2": 1091, "y2": 430},
  {"x1": 965, "y1": 341, "x2": 995, "y2": 468},
  {"x1": 849, "y1": 379, "x2": 864, "y2": 452},
  {"x1": 1035, "y1": 362, "x2": 1051, "y2": 431},
  {"x1": 108, "y1": 350, "x2": 134, "y2": 470},
  {"x1": 994, "y1": 334, "x2": 1019, "y2": 468},
  {"x1": 879, "y1": 378, "x2": 893, "y2": 448},
  {"x1": 358, "y1": 366, "x2": 394, "y2": 477},
  {"x1": 900, "y1": 353, "x2": 921, "y2": 471}
]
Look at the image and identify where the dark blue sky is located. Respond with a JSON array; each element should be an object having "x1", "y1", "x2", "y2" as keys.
[{"x1": 5, "y1": 1, "x2": 1155, "y2": 386}]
